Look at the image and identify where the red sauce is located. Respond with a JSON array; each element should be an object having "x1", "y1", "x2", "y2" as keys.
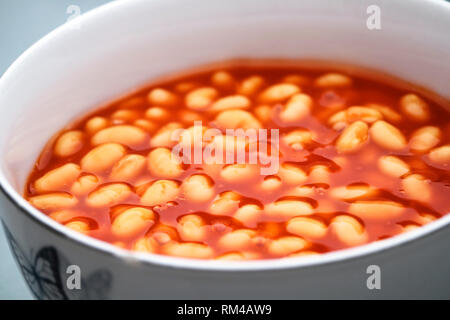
[{"x1": 24, "y1": 64, "x2": 450, "y2": 260}]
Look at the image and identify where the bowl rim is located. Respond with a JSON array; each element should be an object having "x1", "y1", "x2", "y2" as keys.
[{"x1": 0, "y1": 0, "x2": 450, "y2": 272}]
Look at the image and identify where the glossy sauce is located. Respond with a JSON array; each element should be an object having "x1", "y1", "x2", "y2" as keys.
[{"x1": 25, "y1": 64, "x2": 450, "y2": 260}]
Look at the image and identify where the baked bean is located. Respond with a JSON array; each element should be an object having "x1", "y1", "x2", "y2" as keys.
[
  {"x1": 141, "y1": 180, "x2": 179, "y2": 206},
  {"x1": 329, "y1": 215, "x2": 368, "y2": 246},
  {"x1": 29, "y1": 193, "x2": 78, "y2": 210},
  {"x1": 92, "y1": 125, "x2": 148, "y2": 148},
  {"x1": 207, "y1": 134, "x2": 247, "y2": 157},
  {"x1": 215, "y1": 252, "x2": 246, "y2": 261},
  {"x1": 234, "y1": 204, "x2": 262, "y2": 226},
  {"x1": 260, "y1": 176, "x2": 282, "y2": 191},
  {"x1": 54, "y1": 131, "x2": 84, "y2": 157},
  {"x1": 111, "y1": 110, "x2": 140, "y2": 122},
  {"x1": 211, "y1": 71, "x2": 235, "y2": 89},
  {"x1": 368, "y1": 103, "x2": 402, "y2": 123},
  {"x1": 209, "y1": 191, "x2": 241, "y2": 216},
  {"x1": 110, "y1": 154, "x2": 146, "y2": 181},
  {"x1": 181, "y1": 174, "x2": 214, "y2": 203},
  {"x1": 178, "y1": 125, "x2": 207, "y2": 149},
  {"x1": 278, "y1": 94, "x2": 312, "y2": 123},
  {"x1": 428, "y1": 144, "x2": 450, "y2": 166},
  {"x1": 185, "y1": 87, "x2": 218, "y2": 110},
  {"x1": 238, "y1": 75, "x2": 264, "y2": 96},
  {"x1": 178, "y1": 214, "x2": 207, "y2": 242},
  {"x1": 287, "y1": 217, "x2": 327, "y2": 239},
  {"x1": 259, "y1": 83, "x2": 300, "y2": 103},
  {"x1": 401, "y1": 224, "x2": 420, "y2": 233},
  {"x1": 349, "y1": 201, "x2": 404, "y2": 220},
  {"x1": 346, "y1": 106, "x2": 382, "y2": 123},
  {"x1": 282, "y1": 129, "x2": 313, "y2": 150},
  {"x1": 147, "y1": 147, "x2": 184, "y2": 178},
  {"x1": 34, "y1": 163, "x2": 81, "y2": 193},
  {"x1": 308, "y1": 165, "x2": 330, "y2": 184},
  {"x1": 65, "y1": 220, "x2": 91, "y2": 234},
  {"x1": 378, "y1": 155, "x2": 410, "y2": 177},
  {"x1": 336, "y1": 121, "x2": 368, "y2": 153},
  {"x1": 286, "y1": 185, "x2": 315, "y2": 198},
  {"x1": 150, "y1": 122, "x2": 183, "y2": 148},
  {"x1": 289, "y1": 250, "x2": 320, "y2": 258},
  {"x1": 370, "y1": 120, "x2": 407, "y2": 151},
  {"x1": 113, "y1": 242, "x2": 126, "y2": 249},
  {"x1": 277, "y1": 163, "x2": 307, "y2": 185},
  {"x1": 402, "y1": 174, "x2": 431, "y2": 203},
  {"x1": 400, "y1": 93, "x2": 430, "y2": 122},
  {"x1": 49, "y1": 209, "x2": 81, "y2": 223},
  {"x1": 409, "y1": 126, "x2": 441, "y2": 153},
  {"x1": 330, "y1": 107, "x2": 382, "y2": 129},
  {"x1": 71, "y1": 174, "x2": 100, "y2": 195},
  {"x1": 147, "y1": 88, "x2": 178, "y2": 107},
  {"x1": 87, "y1": 183, "x2": 132, "y2": 207},
  {"x1": 209, "y1": 95, "x2": 250, "y2": 112},
  {"x1": 265, "y1": 198, "x2": 314, "y2": 218},
  {"x1": 268, "y1": 236, "x2": 307, "y2": 255},
  {"x1": 145, "y1": 107, "x2": 170, "y2": 121},
  {"x1": 111, "y1": 207, "x2": 155, "y2": 238},
  {"x1": 149, "y1": 225, "x2": 179, "y2": 245},
  {"x1": 315, "y1": 73, "x2": 352, "y2": 87},
  {"x1": 417, "y1": 213, "x2": 437, "y2": 225},
  {"x1": 328, "y1": 110, "x2": 347, "y2": 130},
  {"x1": 85, "y1": 117, "x2": 108, "y2": 134},
  {"x1": 214, "y1": 109, "x2": 262, "y2": 130},
  {"x1": 218, "y1": 229, "x2": 256, "y2": 250},
  {"x1": 133, "y1": 237, "x2": 157, "y2": 253},
  {"x1": 133, "y1": 119, "x2": 157, "y2": 132},
  {"x1": 81, "y1": 143, "x2": 126, "y2": 173},
  {"x1": 283, "y1": 74, "x2": 310, "y2": 86},
  {"x1": 164, "y1": 242, "x2": 214, "y2": 259},
  {"x1": 220, "y1": 164, "x2": 258, "y2": 183}
]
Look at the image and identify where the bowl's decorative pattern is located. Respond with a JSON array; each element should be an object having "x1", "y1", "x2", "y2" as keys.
[{"x1": 3, "y1": 223, "x2": 112, "y2": 300}]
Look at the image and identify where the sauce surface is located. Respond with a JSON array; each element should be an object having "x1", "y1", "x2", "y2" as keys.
[{"x1": 25, "y1": 64, "x2": 450, "y2": 260}]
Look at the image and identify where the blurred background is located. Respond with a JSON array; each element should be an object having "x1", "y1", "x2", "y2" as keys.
[{"x1": 0, "y1": 0, "x2": 112, "y2": 300}]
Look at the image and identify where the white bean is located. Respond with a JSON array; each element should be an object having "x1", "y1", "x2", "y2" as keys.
[
  {"x1": 54, "y1": 131, "x2": 84, "y2": 157},
  {"x1": 86, "y1": 183, "x2": 132, "y2": 207},
  {"x1": 400, "y1": 93, "x2": 430, "y2": 122},
  {"x1": 409, "y1": 126, "x2": 441, "y2": 153},
  {"x1": 92, "y1": 125, "x2": 148, "y2": 148},
  {"x1": 34, "y1": 163, "x2": 81, "y2": 193},
  {"x1": 370, "y1": 120, "x2": 407, "y2": 151},
  {"x1": 181, "y1": 174, "x2": 214, "y2": 203},
  {"x1": 81, "y1": 143, "x2": 126, "y2": 174},
  {"x1": 147, "y1": 147, "x2": 184, "y2": 178},
  {"x1": 141, "y1": 180, "x2": 179, "y2": 206}
]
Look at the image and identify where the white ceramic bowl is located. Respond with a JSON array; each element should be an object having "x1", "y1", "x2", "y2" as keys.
[{"x1": 0, "y1": 0, "x2": 449, "y2": 299}]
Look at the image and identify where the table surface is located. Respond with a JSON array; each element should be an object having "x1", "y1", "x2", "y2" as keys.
[{"x1": 0, "y1": 0, "x2": 111, "y2": 300}]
